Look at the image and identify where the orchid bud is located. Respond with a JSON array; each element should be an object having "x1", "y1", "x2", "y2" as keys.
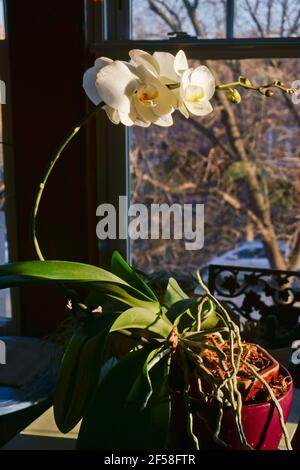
[
  {"x1": 265, "y1": 89, "x2": 274, "y2": 97},
  {"x1": 226, "y1": 88, "x2": 242, "y2": 104},
  {"x1": 239, "y1": 76, "x2": 251, "y2": 87}
]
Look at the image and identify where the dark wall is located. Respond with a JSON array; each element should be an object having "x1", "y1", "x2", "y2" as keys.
[{"x1": 6, "y1": 0, "x2": 89, "y2": 336}]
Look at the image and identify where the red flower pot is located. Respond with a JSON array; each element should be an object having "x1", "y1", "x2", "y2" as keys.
[
  {"x1": 170, "y1": 365, "x2": 293, "y2": 450},
  {"x1": 222, "y1": 365, "x2": 294, "y2": 450},
  {"x1": 190, "y1": 365, "x2": 294, "y2": 450}
]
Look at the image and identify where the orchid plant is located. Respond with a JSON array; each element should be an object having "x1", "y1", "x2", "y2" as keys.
[{"x1": 0, "y1": 49, "x2": 296, "y2": 450}]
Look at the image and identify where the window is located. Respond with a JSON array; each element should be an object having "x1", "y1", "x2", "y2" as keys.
[
  {"x1": 0, "y1": 105, "x2": 11, "y2": 320},
  {"x1": 0, "y1": 0, "x2": 4, "y2": 40},
  {"x1": 235, "y1": 0, "x2": 300, "y2": 38},
  {"x1": 87, "y1": 0, "x2": 300, "y2": 275},
  {"x1": 132, "y1": 0, "x2": 226, "y2": 39},
  {"x1": 0, "y1": 0, "x2": 17, "y2": 329},
  {"x1": 130, "y1": 57, "x2": 300, "y2": 273}
]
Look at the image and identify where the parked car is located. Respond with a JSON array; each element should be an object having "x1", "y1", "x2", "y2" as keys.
[{"x1": 208, "y1": 240, "x2": 291, "y2": 270}]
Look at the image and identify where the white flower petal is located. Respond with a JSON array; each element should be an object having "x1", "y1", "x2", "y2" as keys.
[
  {"x1": 152, "y1": 51, "x2": 179, "y2": 83},
  {"x1": 133, "y1": 94, "x2": 158, "y2": 123},
  {"x1": 184, "y1": 99, "x2": 213, "y2": 116},
  {"x1": 190, "y1": 66, "x2": 216, "y2": 100},
  {"x1": 134, "y1": 118, "x2": 151, "y2": 127},
  {"x1": 129, "y1": 49, "x2": 159, "y2": 76},
  {"x1": 104, "y1": 105, "x2": 120, "y2": 124},
  {"x1": 94, "y1": 57, "x2": 113, "y2": 71},
  {"x1": 178, "y1": 100, "x2": 189, "y2": 119},
  {"x1": 83, "y1": 66, "x2": 101, "y2": 105},
  {"x1": 183, "y1": 85, "x2": 205, "y2": 102},
  {"x1": 96, "y1": 60, "x2": 140, "y2": 114},
  {"x1": 135, "y1": 65, "x2": 177, "y2": 116},
  {"x1": 119, "y1": 103, "x2": 140, "y2": 126},
  {"x1": 152, "y1": 86, "x2": 177, "y2": 116},
  {"x1": 174, "y1": 50, "x2": 188, "y2": 76},
  {"x1": 181, "y1": 68, "x2": 193, "y2": 90},
  {"x1": 119, "y1": 111, "x2": 135, "y2": 126},
  {"x1": 153, "y1": 113, "x2": 174, "y2": 127}
]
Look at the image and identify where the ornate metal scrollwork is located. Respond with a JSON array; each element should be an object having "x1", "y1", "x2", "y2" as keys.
[{"x1": 208, "y1": 265, "x2": 300, "y2": 348}]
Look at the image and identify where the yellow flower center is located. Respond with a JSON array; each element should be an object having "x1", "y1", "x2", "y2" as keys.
[
  {"x1": 137, "y1": 84, "x2": 159, "y2": 106},
  {"x1": 185, "y1": 85, "x2": 205, "y2": 102}
]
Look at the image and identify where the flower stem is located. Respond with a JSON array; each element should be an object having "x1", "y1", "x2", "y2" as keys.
[
  {"x1": 216, "y1": 81, "x2": 241, "y2": 90},
  {"x1": 216, "y1": 77, "x2": 296, "y2": 97},
  {"x1": 32, "y1": 102, "x2": 104, "y2": 261}
]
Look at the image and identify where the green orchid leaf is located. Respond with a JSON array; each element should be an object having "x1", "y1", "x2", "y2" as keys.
[
  {"x1": 127, "y1": 347, "x2": 162, "y2": 410},
  {"x1": 198, "y1": 296, "x2": 220, "y2": 330},
  {"x1": 167, "y1": 297, "x2": 200, "y2": 324},
  {"x1": 147, "y1": 354, "x2": 171, "y2": 449},
  {"x1": 163, "y1": 277, "x2": 189, "y2": 308},
  {"x1": 0, "y1": 260, "x2": 160, "y2": 312},
  {"x1": 0, "y1": 260, "x2": 124, "y2": 285},
  {"x1": 164, "y1": 277, "x2": 199, "y2": 331},
  {"x1": 54, "y1": 312, "x2": 119, "y2": 434},
  {"x1": 110, "y1": 307, "x2": 173, "y2": 339},
  {"x1": 111, "y1": 251, "x2": 158, "y2": 302},
  {"x1": 88, "y1": 283, "x2": 160, "y2": 312},
  {"x1": 77, "y1": 344, "x2": 159, "y2": 450},
  {"x1": 128, "y1": 346, "x2": 172, "y2": 412},
  {"x1": 167, "y1": 295, "x2": 220, "y2": 332}
]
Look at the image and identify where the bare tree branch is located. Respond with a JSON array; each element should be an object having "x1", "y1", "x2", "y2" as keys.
[
  {"x1": 138, "y1": 171, "x2": 197, "y2": 193},
  {"x1": 148, "y1": 0, "x2": 179, "y2": 31},
  {"x1": 280, "y1": 0, "x2": 288, "y2": 36},
  {"x1": 266, "y1": 0, "x2": 273, "y2": 35},
  {"x1": 245, "y1": 0, "x2": 265, "y2": 37},
  {"x1": 219, "y1": 190, "x2": 287, "y2": 267},
  {"x1": 188, "y1": 115, "x2": 236, "y2": 160},
  {"x1": 182, "y1": 0, "x2": 204, "y2": 36},
  {"x1": 287, "y1": 7, "x2": 300, "y2": 35},
  {"x1": 289, "y1": 228, "x2": 300, "y2": 271},
  {"x1": 153, "y1": 0, "x2": 182, "y2": 30}
]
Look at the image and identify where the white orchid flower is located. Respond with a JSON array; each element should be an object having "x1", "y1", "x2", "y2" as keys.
[
  {"x1": 179, "y1": 66, "x2": 216, "y2": 117},
  {"x1": 129, "y1": 49, "x2": 215, "y2": 119},
  {"x1": 83, "y1": 56, "x2": 177, "y2": 127},
  {"x1": 129, "y1": 49, "x2": 188, "y2": 85}
]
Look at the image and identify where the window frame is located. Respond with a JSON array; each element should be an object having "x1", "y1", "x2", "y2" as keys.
[
  {"x1": 0, "y1": 0, "x2": 20, "y2": 333},
  {"x1": 85, "y1": 0, "x2": 300, "y2": 268}
]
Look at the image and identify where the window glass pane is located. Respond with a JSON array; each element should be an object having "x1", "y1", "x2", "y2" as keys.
[
  {"x1": 0, "y1": 104, "x2": 12, "y2": 318},
  {"x1": 129, "y1": 58, "x2": 300, "y2": 275},
  {"x1": 0, "y1": 0, "x2": 5, "y2": 40},
  {"x1": 235, "y1": 0, "x2": 300, "y2": 37},
  {"x1": 132, "y1": 0, "x2": 226, "y2": 39}
]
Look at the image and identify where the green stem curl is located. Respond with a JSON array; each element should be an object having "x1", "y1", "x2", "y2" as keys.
[{"x1": 32, "y1": 102, "x2": 104, "y2": 261}]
